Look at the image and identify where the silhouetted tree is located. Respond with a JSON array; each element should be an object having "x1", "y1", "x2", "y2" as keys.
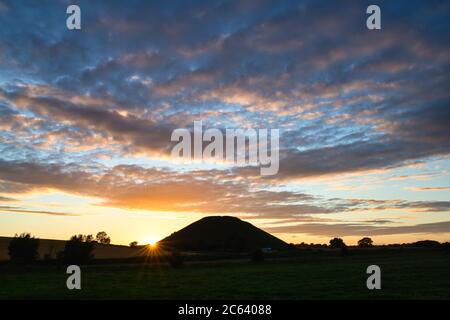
[
  {"x1": 168, "y1": 250, "x2": 184, "y2": 268},
  {"x1": 357, "y1": 237, "x2": 374, "y2": 247},
  {"x1": 329, "y1": 237, "x2": 346, "y2": 248},
  {"x1": 129, "y1": 241, "x2": 138, "y2": 248},
  {"x1": 8, "y1": 233, "x2": 39, "y2": 264},
  {"x1": 96, "y1": 231, "x2": 111, "y2": 244},
  {"x1": 410, "y1": 240, "x2": 440, "y2": 248},
  {"x1": 251, "y1": 249, "x2": 264, "y2": 262},
  {"x1": 62, "y1": 234, "x2": 95, "y2": 265}
]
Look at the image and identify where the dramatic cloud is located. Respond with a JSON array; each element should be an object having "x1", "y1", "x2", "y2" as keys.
[
  {"x1": 0, "y1": 159, "x2": 448, "y2": 220},
  {"x1": 0, "y1": 0, "x2": 449, "y2": 240}
]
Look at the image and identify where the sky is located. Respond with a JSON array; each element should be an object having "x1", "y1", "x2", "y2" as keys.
[{"x1": 0, "y1": 0, "x2": 449, "y2": 246}]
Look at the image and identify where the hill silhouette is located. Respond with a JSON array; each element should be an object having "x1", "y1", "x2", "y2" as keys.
[{"x1": 158, "y1": 216, "x2": 289, "y2": 252}]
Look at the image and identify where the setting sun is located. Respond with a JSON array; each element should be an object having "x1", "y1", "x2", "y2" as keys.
[{"x1": 144, "y1": 236, "x2": 160, "y2": 247}]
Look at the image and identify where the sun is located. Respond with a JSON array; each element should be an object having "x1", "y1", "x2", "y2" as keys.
[
  {"x1": 147, "y1": 242, "x2": 158, "y2": 249},
  {"x1": 144, "y1": 236, "x2": 160, "y2": 247}
]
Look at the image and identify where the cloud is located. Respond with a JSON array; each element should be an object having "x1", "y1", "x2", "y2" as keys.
[
  {"x1": 265, "y1": 221, "x2": 450, "y2": 237},
  {"x1": 0, "y1": 159, "x2": 449, "y2": 220},
  {"x1": 407, "y1": 187, "x2": 450, "y2": 191},
  {"x1": 1, "y1": 86, "x2": 176, "y2": 156},
  {"x1": 0, "y1": 205, "x2": 79, "y2": 216},
  {"x1": 359, "y1": 219, "x2": 394, "y2": 225},
  {"x1": 0, "y1": 196, "x2": 15, "y2": 202},
  {"x1": 1, "y1": 0, "x2": 449, "y2": 179},
  {"x1": 235, "y1": 136, "x2": 450, "y2": 181}
]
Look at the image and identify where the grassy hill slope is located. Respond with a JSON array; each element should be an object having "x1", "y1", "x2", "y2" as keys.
[{"x1": 158, "y1": 216, "x2": 289, "y2": 252}]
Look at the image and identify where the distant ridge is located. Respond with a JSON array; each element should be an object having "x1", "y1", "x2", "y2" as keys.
[
  {"x1": 0, "y1": 236, "x2": 143, "y2": 261},
  {"x1": 158, "y1": 216, "x2": 289, "y2": 252}
]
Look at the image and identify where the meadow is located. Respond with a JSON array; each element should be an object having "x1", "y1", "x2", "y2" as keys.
[{"x1": 1, "y1": 249, "x2": 449, "y2": 299}]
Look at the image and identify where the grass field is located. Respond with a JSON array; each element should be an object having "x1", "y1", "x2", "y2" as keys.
[{"x1": 0, "y1": 250, "x2": 449, "y2": 299}]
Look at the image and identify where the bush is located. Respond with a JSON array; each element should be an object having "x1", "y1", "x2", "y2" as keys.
[
  {"x1": 8, "y1": 233, "x2": 39, "y2": 264},
  {"x1": 62, "y1": 234, "x2": 95, "y2": 265}
]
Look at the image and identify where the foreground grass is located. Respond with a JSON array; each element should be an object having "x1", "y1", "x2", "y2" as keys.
[{"x1": 0, "y1": 250, "x2": 449, "y2": 299}]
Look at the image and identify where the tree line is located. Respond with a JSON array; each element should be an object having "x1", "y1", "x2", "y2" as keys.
[
  {"x1": 7, "y1": 232, "x2": 113, "y2": 265},
  {"x1": 7, "y1": 233, "x2": 449, "y2": 266}
]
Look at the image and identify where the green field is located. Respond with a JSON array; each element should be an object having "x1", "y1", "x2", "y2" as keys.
[{"x1": 1, "y1": 250, "x2": 449, "y2": 299}]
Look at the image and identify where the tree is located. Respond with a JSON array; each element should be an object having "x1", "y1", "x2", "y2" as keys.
[
  {"x1": 129, "y1": 241, "x2": 138, "y2": 248},
  {"x1": 96, "y1": 231, "x2": 111, "y2": 244},
  {"x1": 358, "y1": 237, "x2": 374, "y2": 247},
  {"x1": 329, "y1": 237, "x2": 346, "y2": 248},
  {"x1": 8, "y1": 233, "x2": 39, "y2": 264},
  {"x1": 62, "y1": 234, "x2": 95, "y2": 265}
]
